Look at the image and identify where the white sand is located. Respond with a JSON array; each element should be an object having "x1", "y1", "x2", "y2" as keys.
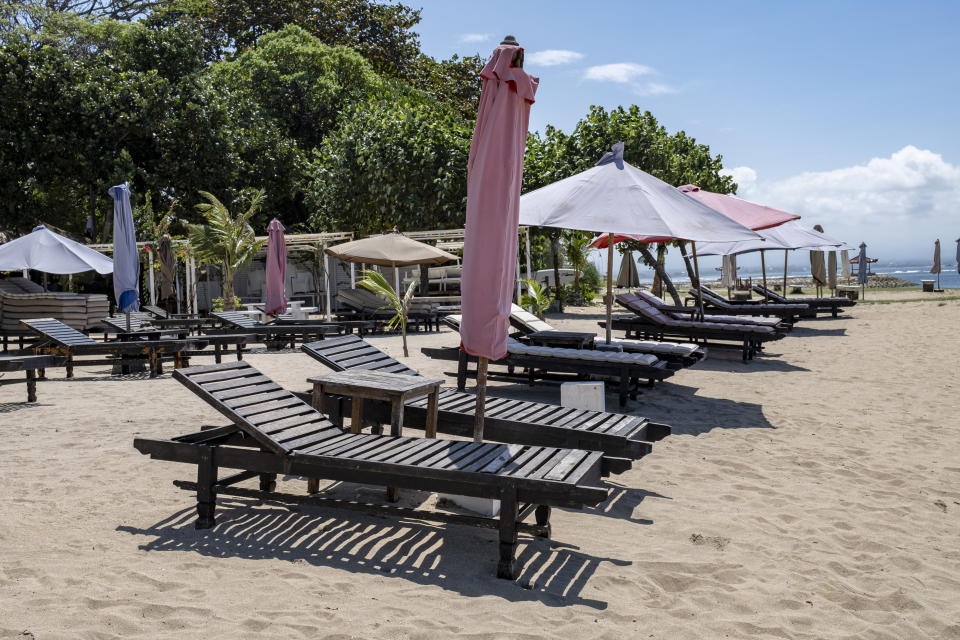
[{"x1": 2, "y1": 301, "x2": 959, "y2": 639}]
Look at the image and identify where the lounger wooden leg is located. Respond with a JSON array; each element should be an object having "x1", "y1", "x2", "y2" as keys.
[
  {"x1": 497, "y1": 488, "x2": 519, "y2": 579},
  {"x1": 66, "y1": 354, "x2": 74, "y2": 379},
  {"x1": 534, "y1": 505, "x2": 551, "y2": 538},
  {"x1": 195, "y1": 446, "x2": 217, "y2": 529},
  {"x1": 26, "y1": 369, "x2": 37, "y2": 403},
  {"x1": 259, "y1": 473, "x2": 277, "y2": 492},
  {"x1": 307, "y1": 478, "x2": 320, "y2": 494},
  {"x1": 236, "y1": 343, "x2": 243, "y2": 361},
  {"x1": 214, "y1": 343, "x2": 222, "y2": 364},
  {"x1": 425, "y1": 390, "x2": 438, "y2": 439}
]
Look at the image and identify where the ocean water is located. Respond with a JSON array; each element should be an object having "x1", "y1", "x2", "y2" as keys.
[{"x1": 633, "y1": 263, "x2": 960, "y2": 289}]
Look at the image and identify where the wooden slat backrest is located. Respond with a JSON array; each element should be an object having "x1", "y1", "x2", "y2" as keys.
[
  {"x1": 301, "y1": 335, "x2": 418, "y2": 376},
  {"x1": 212, "y1": 311, "x2": 261, "y2": 329},
  {"x1": 20, "y1": 318, "x2": 98, "y2": 346},
  {"x1": 101, "y1": 313, "x2": 154, "y2": 333},
  {"x1": 173, "y1": 361, "x2": 336, "y2": 455},
  {"x1": 142, "y1": 305, "x2": 170, "y2": 319}
]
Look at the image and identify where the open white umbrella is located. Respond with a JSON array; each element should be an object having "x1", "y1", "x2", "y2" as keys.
[
  {"x1": 0, "y1": 225, "x2": 113, "y2": 275},
  {"x1": 521, "y1": 142, "x2": 760, "y2": 339}
]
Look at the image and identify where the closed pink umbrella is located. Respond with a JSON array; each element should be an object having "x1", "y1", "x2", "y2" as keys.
[
  {"x1": 460, "y1": 36, "x2": 538, "y2": 441},
  {"x1": 264, "y1": 219, "x2": 287, "y2": 316}
]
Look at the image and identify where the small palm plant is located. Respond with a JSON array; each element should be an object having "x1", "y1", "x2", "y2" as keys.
[
  {"x1": 188, "y1": 190, "x2": 266, "y2": 311},
  {"x1": 520, "y1": 279, "x2": 552, "y2": 320},
  {"x1": 358, "y1": 269, "x2": 417, "y2": 357}
]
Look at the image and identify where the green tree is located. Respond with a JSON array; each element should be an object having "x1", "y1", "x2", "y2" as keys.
[
  {"x1": 410, "y1": 53, "x2": 482, "y2": 122},
  {"x1": 188, "y1": 189, "x2": 266, "y2": 310},
  {"x1": 358, "y1": 268, "x2": 416, "y2": 356},
  {"x1": 306, "y1": 87, "x2": 471, "y2": 233}
]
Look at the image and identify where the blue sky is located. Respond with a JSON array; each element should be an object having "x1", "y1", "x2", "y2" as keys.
[{"x1": 413, "y1": 0, "x2": 960, "y2": 265}]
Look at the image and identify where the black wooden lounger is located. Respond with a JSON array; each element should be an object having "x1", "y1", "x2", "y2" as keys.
[
  {"x1": 21, "y1": 317, "x2": 206, "y2": 378},
  {"x1": 429, "y1": 317, "x2": 673, "y2": 408},
  {"x1": 208, "y1": 311, "x2": 341, "y2": 348},
  {"x1": 610, "y1": 293, "x2": 785, "y2": 361},
  {"x1": 101, "y1": 315, "x2": 249, "y2": 363},
  {"x1": 689, "y1": 286, "x2": 808, "y2": 323},
  {"x1": 0, "y1": 354, "x2": 64, "y2": 402},
  {"x1": 752, "y1": 284, "x2": 855, "y2": 318},
  {"x1": 506, "y1": 304, "x2": 705, "y2": 366},
  {"x1": 133, "y1": 361, "x2": 609, "y2": 579},
  {"x1": 301, "y1": 335, "x2": 669, "y2": 465},
  {"x1": 631, "y1": 290, "x2": 792, "y2": 333}
]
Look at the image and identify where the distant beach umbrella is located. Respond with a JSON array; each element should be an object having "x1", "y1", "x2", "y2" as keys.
[
  {"x1": 721, "y1": 254, "x2": 737, "y2": 288},
  {"x1": 956, "y1": 238, "x2": 959, "y2": 274},
  {"x1": 840, "y1": 249, "x2": 851, "y2": 279},
  {"x1": 827, "y1": 251, "x2": 837, "y2": 290},
  {"x1": 616, "y1": 251, "x2": 640, "y2": 288},
  {"x1": 264, "y1": 219, "x2": 288, "y2": 316},
  {"x1": 460, "y1": 36, "x2": 538, "y2": 445},
  {"x1": 810, "y1": 250, "x2": 826, "y2": 287},
  {"x1": 109, "y1": 182, "x2": 140, "y2": 314},
  {"x1": 930, "y1": 239, "x2": 941, "y2": 275},
  {"x1": 158, "y1": 234, "x2": 176, "y2": 301}
]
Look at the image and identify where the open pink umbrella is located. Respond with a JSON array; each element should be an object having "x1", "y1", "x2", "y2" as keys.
[
  {"x1": 460, "y1": 36, "x2": 538, "y2": 442},
  {"x1": 264, "y1": 218, "x2": 287, "y2": 316}
]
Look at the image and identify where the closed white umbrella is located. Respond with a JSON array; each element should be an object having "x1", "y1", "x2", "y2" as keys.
[{"x1": 0, "y1": 225, "x2": 113, "y2": 275}]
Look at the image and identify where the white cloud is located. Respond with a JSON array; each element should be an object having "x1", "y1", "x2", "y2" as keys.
[
  {"x1": 459, "y1": 33, "x2": 490, "y2": 43},
  {"x1": 584, "y1": 62, "x2": 655, "y2": 83},
  {"x1": 635, "y1": 82, "x2": 678, "y2": 96},
  {"x1": 722, "y1": 146, "x2": 960, "y2": 259},
  {"x1": 527, "y1": 49, "x2": 584, "y2": 66}
]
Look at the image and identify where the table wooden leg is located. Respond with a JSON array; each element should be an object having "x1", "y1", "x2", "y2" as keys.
[
  {"x1": 425, "y1": 390, "x2": 438, "y2": 438},
  {"x1": 214, "y1": 343, "x2": 222, "y2": 364},
  {"x1": 307, "y1": 477, "x2": 320, "y2": 493},
  {"x1": 312, "y1": 385, "x2": 325, "y2": 413},
  {"x1": 351, "y1": 396, "x2": 364, "y2": 433},
  {"x1": 389, "y1": 398, "x2": 404, "y2": 437},
  {"x1": 26, "y1": 369, "x2": 37, "y2": 403}
]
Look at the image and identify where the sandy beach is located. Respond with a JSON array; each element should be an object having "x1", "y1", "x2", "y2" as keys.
[{"x1": 2, "y1": 299, "x2": 959, "y2": 639}]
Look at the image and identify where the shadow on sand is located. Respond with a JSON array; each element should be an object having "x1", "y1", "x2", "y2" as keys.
[{"x1": 119, "y1": 495, "x2": 631, "y2": 608}]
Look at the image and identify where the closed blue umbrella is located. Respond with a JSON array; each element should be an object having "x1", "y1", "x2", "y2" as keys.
[{"x1": 109, "y1": 183, "x2": 140, "y2": 320}]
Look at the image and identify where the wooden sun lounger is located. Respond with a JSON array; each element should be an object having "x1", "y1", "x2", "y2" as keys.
[
  {"x1": 690, "y1": 286, "x2": 808, "y2": 323},
  {"x1": 506, "y1": 303, "x2": 705, "y2": 365},
  {"x1": 21, "y1": 317, "x2": 207, "y2": 378},
  {"x1": 133, "y1": 361, "x2": 609, "y2": 579},
  {"x1": 0, "y1": 354, "x2": 65, "y2": 402},
  {"x1": 752, "y1": 284, "x2": 855, "y2": 318},
  {"x1": 631, "y1": 290, "x2": 792, "y2": 332},
  {"x1": 611, "y1": 293, "x2": 785, "y2": 361},
  {"x1": 208, "y1": 311, "x2": 341, "y2": 348},
  {"x1": 432, "y1": 316, "x2": 673, "y2": 408},
  {"x1": 100, "y1": 315, "x2": 247, "y2": 361},
  {"x1": 302, "y1": 335, "x2": 670, "y2": 466}
]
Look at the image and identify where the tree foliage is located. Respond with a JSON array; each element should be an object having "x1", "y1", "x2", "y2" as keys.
[{"x1": 306, "y1": 87, "x2": 471, "y2": 234}]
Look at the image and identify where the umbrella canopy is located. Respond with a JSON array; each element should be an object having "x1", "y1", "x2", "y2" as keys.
[
  {"x1": 678, "y1": 184, "x2": 800, "y2": 231},
  {"x1": 690, "y1": 221, "x2": 846, "y2": 256},
  {"x1": 519, "y1": 142, "x2": 760, "y2": 243},
  {"x1": 931, "y1": 239, "x2": 941, "y2": 274},
  {"x1": 616, "y1": 251, "x2": 640, "y2": 288},
  {"x1": 109, "y1": 182, "x2": 140, "y2": 313},
  {"x1": 158, "y1": 234, "x2": 175, "y2": 300},
  {"x1": 841, "y1": 249, "x2": 851, "y2": 278},
  {"x1": 264, "y1": 219, "x2": 288, "y2": 315},
  {"x1": 0, "y1": 225, "x2": 113, "y2": 274},
  {"x1": 325, "y1": 232, "x2": 457, "y2": 267},
  {"x1": 857, "y1": 243, "x2": 869, "y2": 284},
  {"x1": 460, "y1": 41, "x2": 538, "y2": 361}
]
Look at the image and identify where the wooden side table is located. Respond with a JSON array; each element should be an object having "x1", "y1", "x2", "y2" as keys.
[{"x1": 307, "y1": 370, "x2": 443, "y2": 500}]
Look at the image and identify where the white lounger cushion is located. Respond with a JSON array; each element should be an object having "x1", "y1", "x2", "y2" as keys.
[
  {"x1": 506, "y1": 338, "x2": 659, "y2": 366},
  {"x1": 509, "y1": 304, "x2": 554, "y2": 332},
  {"x1": 602, "y1": 338, "x2": 700, "y2": 356}
]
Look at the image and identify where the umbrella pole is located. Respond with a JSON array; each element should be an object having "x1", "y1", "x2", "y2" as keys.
[
  {"x1": 783, "y1": 251, "x2": 789, "y2": 298},
  {"x1": 760, "y1": 249, "x2": 768, "y2": 295},
  {"x1": 394, "y1": 266, "x2": 400, "y2": 296},
  {"x1": 691, "y1": 241, "x2": 705, "y2": 320},
  {"x1": 324, "y1": 254, "x2": 332, "y2": 320},
  {"x1": 473, "y1": 357, "x2": 488, "y2": 442},
  {"x1": 125, "y1": 311, "x2": 131, "y2": 332},
  {"x1": 605, "y1": 233, "x2": 613, "y2": 344}
]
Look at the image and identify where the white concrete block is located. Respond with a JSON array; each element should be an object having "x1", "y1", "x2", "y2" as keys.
[
  {"x1": 561, "y1": 381, "x2": 605, "y2": 412},
  {"x1": 438, "y1": 494, "x2": 500, "y2": 517}
]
